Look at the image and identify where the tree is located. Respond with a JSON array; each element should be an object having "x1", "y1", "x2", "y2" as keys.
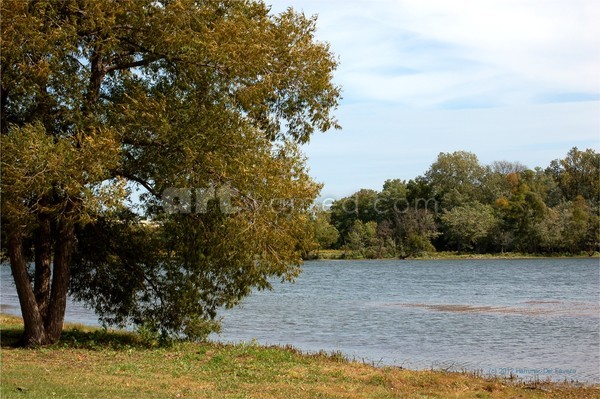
[
  {"x1": 547, "y1": 147, "x2": 600, "y2": 205},
  {"x1": 346, "y1": 220, "x2": 378, "y2": 258},
  {"x1": 562, "y1": 196, "x2": 591, "y2": 253},
  {"x1": 425, "y1": 151, "x2": 485, "y2": 209},
  {"x1": 535, "y1": 206, "x2": 565, "y2": 253},
  {"x1": 546, "y1": 148, "x2": 600, "y2": 254},
  {"x1": 521, "y1": 168, "x2": 563, "y2": 208},
  {"x1": 481, "y1": 161, "x2": 527, "y2": 203},
  {"x1": 330, "y1": 189, "x2": 378, "y2": 244},
  {"x1": 585, "y1": 212, "x2": 600, "y2": 255},
  {"x1": 393, "y1": 209, "x2": 439, "y2": 258},
  {"x1": 406, "y1": 176, "x2": 437, "y2": 211},
  {"x1": 536, "y1": 197, "x2": 595, "y2": 254},
  {"x1": 1, "y1": 0, "x2": 340, "y2": 346},
  {"x1": 306, "y1": 210, "x2": 339, "y2": 257},
  {"x1": 376, "y1": 179, "x2": 408, "y2": 221},
  {"x1": 440, "y1": 202, "x2": 497, "y2": 252},
  {"x1": 495, "y1": 180, "x2": 548, "y2": 253}
]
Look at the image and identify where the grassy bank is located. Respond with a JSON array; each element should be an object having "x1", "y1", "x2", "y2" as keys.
[
  {"x1": 1, "y1": 314, "x2": 598, "y2": 399},
  {"x1": 311, "y1": 249, "x2": 600, "y2": 260}
]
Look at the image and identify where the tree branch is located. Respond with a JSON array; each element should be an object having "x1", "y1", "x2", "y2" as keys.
[
  {"x1": 114, "y1": 36, "x2": 225, "y2": 74},
  {"x1": 115, "y1": 170, "x2": 160, "y2": 198},
  {"x1": 85, "y1": 44, "x2": 107, "y2": 112},
  {"x1": 106, "y1": 56, "x2": 162, "y2": 73}
]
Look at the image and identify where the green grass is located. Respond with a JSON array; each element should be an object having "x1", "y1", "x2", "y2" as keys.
[{"x1": 1, "y1": 314, "x2": 598, "y2": 399}]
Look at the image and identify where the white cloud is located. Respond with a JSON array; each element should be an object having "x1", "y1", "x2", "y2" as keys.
[
  {"x1": 390, "y1": 0, "x2": 600, "y2": 93},
  {"x1": 268, "y1": 1, "x2": 600, "y2": 196},
  {"x1": 272, "y1": 0, "x2": 600, "y2": 108}
]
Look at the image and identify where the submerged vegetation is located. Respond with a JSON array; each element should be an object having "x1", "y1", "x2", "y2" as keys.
[
  {"x1": 305, "y1": 147, "x2": 600, "y2": 260},
  {"x1": 2, "y1": 314, "x2": 598, "y2": 399}
]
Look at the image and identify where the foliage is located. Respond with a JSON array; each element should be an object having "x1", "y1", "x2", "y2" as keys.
[
  {"x1": 376, "y1": 179, "x2": 409, "y2": 220},
  {"x1": 547, "y1": 147, "x2": 600, "y2": 206},
  {"x1": 306, "y1": 210, "x2": 340, "y2": 257},
  {"x1": 346, "y1": 220, "x2": 379, "y2": 258},
  {"x1": 425, "y1": 151, "x2": 486, "y2": 209},
  {"x1": 393, "y1": 209, "x2": 439, "y2": 258},
  {"x1": 1, "y1": 0, "x2": 340, "y2": 344},
  {"x1": 316, "y1": 148, "x2": 599, "y2": 258},
  {"x1": 329, "y1": 189, "x2": 379, "y2": 244},
  {"x1": 1, "y1": 123, "x2": 125, "y2": 228},
  {"x1": 441, "y1": 202, "x2": 497, "y2": 252}
]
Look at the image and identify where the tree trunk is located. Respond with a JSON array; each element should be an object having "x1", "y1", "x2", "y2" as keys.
[
  {"x1": 8, "y1": 231, "x2": 49, "y2": 346},
  {"x1": 44, "y1": 220, "x2": 75, "y2": 343},
  {"x1": 8, "y1": 215, "x2": 77, "y2": 346},
  {"x1": 34, "y1": 214, "x2": 52, "y2": 320},
  {"x1": 0, "y1": 84, "x2": 8, "y2": 134}
]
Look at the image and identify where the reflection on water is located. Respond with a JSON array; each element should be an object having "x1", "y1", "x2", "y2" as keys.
[{"x1": 1, "y1": 258, "x2": 599, "y2": 383}]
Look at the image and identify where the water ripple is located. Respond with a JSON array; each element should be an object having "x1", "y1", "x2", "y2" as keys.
[{"x1": 382, "y1": 301, "x2": 600, "y2": 317}]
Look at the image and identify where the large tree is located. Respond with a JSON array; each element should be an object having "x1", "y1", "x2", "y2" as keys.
[{"x1": 1, "y1": 0, "x2": 340, "y2": 346}]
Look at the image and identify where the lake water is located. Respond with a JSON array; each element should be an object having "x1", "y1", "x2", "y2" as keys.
[{"x1": 1, "y1": 258, "x2": 599, "y2": 382}]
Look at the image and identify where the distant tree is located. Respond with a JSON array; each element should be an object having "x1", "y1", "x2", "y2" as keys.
[
  {"x1": 521, "y1": 168, "x2": 563, "y2": 207},
  {"x1": 330, "y1": 189, "x2": 379, "y2": 243},
  {"x1": 547, "y1": 147, "x2": 600, "y2": 205},
  {"x1": 310, "y1": 210, "x2": 340, "y2": 256},
  {"x1": 322, "y1": 148, "x2": 600, "y2": 257},
  {"x1": 547, "y1": 148, "x2": 600, "y2": 254},
  {"x1": 406, "y1": 176, "x2": 439, "y2": 213},
  {"x1": 535, "y1": 206, "x2": 566, "y2": 253},
  {"x1": 481, "y1": 161, "x2": 527, "y2": 203},
  {"x1": 536, "y1": 197, "x2": 596, "y2": 254},
  {"x1": 376, "y1": 179, "x2": 408, "y2": 220},
  {"x1": 393, "y1": 209, "x2": 439, "y2": 258},
  {"x1": 490, "y1": 225, "x2": 515, "y2": 254},
  {"x1": 563, "y1": 196, "x2": 591, "y2": 253},
  {"x1": 346, "y1": 220, "x2": 378, "y2": 258},
  {"x1": 490, "y1": 160, "x2": 528, "y2": 175},
  {"x1": 425, "y1": 151, "x2": 485, "y2": 209},
  {"x1": 585, "y1": 212, "x2": 600, "y2": 255},
  {"x1": 376, "y1": 219, "x2": 397, "y2": 258},
  {"x1": 441, "y1": 202, "x2": 497, "y2": 252},
  {"x1": 496, "y1": 180, "x2": 548, "y2": 253}
]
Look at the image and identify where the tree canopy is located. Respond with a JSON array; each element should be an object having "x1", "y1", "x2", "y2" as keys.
[
  {"x1": 324, "y1": 148, "x2": 599, "y2": 258},
  {"x1": 1, "y1": 0, "x2": 340, "y2": 345}
]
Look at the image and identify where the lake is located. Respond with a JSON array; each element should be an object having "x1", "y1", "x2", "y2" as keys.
[{"x1": 1, "y1": 258, "x2": 599, "y2": 382}]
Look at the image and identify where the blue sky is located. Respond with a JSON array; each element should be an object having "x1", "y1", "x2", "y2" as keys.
[{"x1": 269, "y1": 0, "x2": 600, "y2": 199}]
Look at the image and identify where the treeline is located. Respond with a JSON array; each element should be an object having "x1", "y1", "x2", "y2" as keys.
[{"x1": 305, "y1": 147, "x2": 600, "y2": 258}]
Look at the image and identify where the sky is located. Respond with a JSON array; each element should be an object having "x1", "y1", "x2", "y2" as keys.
[{"x1": 269, "y1": 0, "x2": 600, "y2": 199}]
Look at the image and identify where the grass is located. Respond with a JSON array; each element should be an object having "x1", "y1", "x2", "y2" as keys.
[{"x1": 1, "y1": 314, "x2": 598, "y2": 399}]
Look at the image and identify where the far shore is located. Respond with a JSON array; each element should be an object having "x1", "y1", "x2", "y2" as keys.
[{"x1": 307, "y1": 249, "x2": 600, "y2": 261}]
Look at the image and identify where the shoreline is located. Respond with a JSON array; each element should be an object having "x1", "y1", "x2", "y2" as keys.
[
  {"x1": 2, "y1": 311, "x2": 597, "y2": 386},
  {"x1": 1, "y1": 314, "x2": 598, "y2": 399},
  {"x1": 308, "y1": 250, "x2": 600, "y2": 261}
]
